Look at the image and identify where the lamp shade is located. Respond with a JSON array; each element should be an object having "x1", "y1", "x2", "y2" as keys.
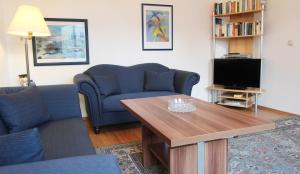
[{"x1": 7, "y1": 5, "x2": 50, "y2": 37}]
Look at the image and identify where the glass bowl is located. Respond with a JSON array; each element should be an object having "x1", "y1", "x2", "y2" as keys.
[{"x1": 168, "y1": 98, "x2": 196, "y2": 113}]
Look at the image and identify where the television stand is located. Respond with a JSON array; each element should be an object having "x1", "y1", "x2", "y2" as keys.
[{"x1": 207, "y1": 85, "x2": 266, "y2": 113}]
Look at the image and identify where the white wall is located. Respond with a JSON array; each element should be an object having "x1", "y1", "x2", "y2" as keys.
[
  {"x1": 0, "y1": 0, "x2": 212, "y2": 116},
  {"x1": 260, "y1": 0, "x2": 300, "y2": 114},
  {"x1": 1, "y1": 0, "x2": 299, "y2": 115},
  {"x1": 0, "y1": 0, "x2": 7, "y2": 86}
]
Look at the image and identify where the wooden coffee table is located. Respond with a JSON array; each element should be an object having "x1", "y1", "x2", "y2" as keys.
[{"x1": 121, "y1": 95, "x2": 275, "y2": 174}]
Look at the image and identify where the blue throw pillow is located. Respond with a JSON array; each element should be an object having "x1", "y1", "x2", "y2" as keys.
[
  {"x1": 0, "y1": 128, "x2": 44, "y2": 166},
  {"x1": 0, "y1": 87, "x2": 50, "y2": 133},
  {"x1": 116, "y1": 69, "x2": 144, "y2": 93},
  {"x1": 92, "y1": 75, "x2": 121, "y2": 96},
  {"x1": 144, "y1": 70, "x2": 175, "y2": 92}
]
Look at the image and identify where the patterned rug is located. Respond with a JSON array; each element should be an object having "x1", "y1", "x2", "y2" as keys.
[{"x1": 96, "y1": 116, "x2": 300, "y2": 174}]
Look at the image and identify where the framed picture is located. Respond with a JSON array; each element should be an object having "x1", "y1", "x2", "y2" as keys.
[
  {"x1": 142, "y1": 4, "x2": 173, "y2": 51},
  {"x1": 32, "y1": 18, "x2": 89, "y2": 66}
]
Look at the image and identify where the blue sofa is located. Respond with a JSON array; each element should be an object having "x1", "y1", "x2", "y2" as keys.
[
  {"x1": 74, "y1": 63, "x2": 200, "y2": 133},
  {"x1": 0, "y1": 85, "x2": 121, "y2": 174}
]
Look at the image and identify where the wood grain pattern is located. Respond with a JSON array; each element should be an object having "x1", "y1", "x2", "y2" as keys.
[
  {"x1": 85, "y1": 106, "x2": 292, "y2": 148},
  {"x1": 169, "y1": 144, "x2": 198, "y2": 174},
  {"x1": 205, "y1": 139, "x2": 227, "y2": 174},
  {"x1": 142, "y1": 126, "x2": 157, "y2": 167},
  {"x1": 121, "y1": 95, "x2": 275, "y2": 147},
  {"x1": 228, "y1": 13, "x2": 255, "y2": 55}
]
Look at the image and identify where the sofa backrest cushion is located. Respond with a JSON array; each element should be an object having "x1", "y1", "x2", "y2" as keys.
[
  {"x1": 144, "y1": 70, "x2": 175, "y2": 92},
  {"x1": 84, "y1": 63, "x2": 170, "y2": 94},
  {"x1": 0, "y1": 87, "x2": 50, "y2": 133},
  {"x1": 116, "y1": 68, "x2": 144, "y2": 93},
  {"x1": 0, "y1": 118, "x2": 8, "y2": 135},
  {"x1": 91, "y1": 75, "x2": 121, "y2": 96},
  {"x1": 0, "y1": 128, "x2": 44, "y2": 166}
]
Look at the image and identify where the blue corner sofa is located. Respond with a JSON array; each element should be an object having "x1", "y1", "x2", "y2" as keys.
[
  {"x1": 0, "y1": 85, "x2": 121, "y2": 174},
  {"x1": 74, "y1": 63, "x2": 200, "y2": 133}
]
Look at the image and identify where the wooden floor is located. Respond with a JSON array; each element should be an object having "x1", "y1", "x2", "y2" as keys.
[{"x1": 86, "y1": 106, "x2": 293, "y2": 147}]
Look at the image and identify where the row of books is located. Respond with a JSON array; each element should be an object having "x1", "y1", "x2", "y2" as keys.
[
  {"x1": 215, "y1": 19, "x2": 262, "y2": 37},
  {"x1": 214, "y1": 0, "x2": 262, "y2": 15}
]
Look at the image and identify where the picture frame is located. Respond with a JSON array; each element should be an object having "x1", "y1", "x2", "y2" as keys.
[
  {"x1": 142, "y1": 4, "x2": 173, "y2": 51},
  {"x1": 32, "y1": 18, "x2": 89, "y2": 66}
]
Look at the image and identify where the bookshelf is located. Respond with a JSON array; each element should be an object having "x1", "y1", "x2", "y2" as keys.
[
  {"x1": 212, "y1": 0, "x2": 265, "y2": 58},
  {"x1": 210, "y1": 0, "x2": 266, "y2": 112}
]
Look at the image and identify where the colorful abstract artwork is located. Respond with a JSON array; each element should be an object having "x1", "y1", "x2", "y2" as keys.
[
  {"x1": 33, "y1": 18, "x2": 89, "y2": 66},
  {"x1": 146, "y1": 10, "x2": 170, "y2": 42},
  {"x1": 142, "y1": 4, "x2": 173, "y2": 50}
]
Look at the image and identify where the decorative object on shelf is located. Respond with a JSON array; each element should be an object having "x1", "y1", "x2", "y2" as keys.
[
  {"x1": 168, "y1": 98, "x2": 196, "y2": 113},
  {"x1": 142, "y1": 4, "x2": 173, "y2": 51},
  {"x1": 32, "y1": 18, "x2": 89, "y2": 66},
  {"x1": 7, "y1": 5, "x2": 51, "y2": 86}
]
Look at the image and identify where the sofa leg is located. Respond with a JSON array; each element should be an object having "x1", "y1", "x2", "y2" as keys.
[{"x1": 94, "y1": 127, "x2": 100, "y2": 134}]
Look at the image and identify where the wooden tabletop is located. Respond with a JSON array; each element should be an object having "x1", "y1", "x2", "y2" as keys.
[{"x1": 121, "y1": 95, "x2": 275, "y2": 147}]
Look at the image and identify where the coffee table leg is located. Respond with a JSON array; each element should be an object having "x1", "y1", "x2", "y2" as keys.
[
  {"x1": 169, "y1": 144, "x2": 198, "y2": 174},
  {"x1": 142, "y1": 126, "x2": 157, "y2": 167},
  {"x1": 204, "y1": 139, "x2": 227, "y2": 174}
]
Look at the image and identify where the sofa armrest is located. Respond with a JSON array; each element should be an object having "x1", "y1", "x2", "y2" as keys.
[
  {"x1": 172, "y1": 69, "x2": 200, "y2": 95},
  {"x1": 0, "y1": 155, "x2": 122, "y2": 174},
  {"x1": 73, "y1": 74, "x2": 102, "y2": 128},
  {"x1": 38, "y1": 85, "x2": 82, "y2": 120}
]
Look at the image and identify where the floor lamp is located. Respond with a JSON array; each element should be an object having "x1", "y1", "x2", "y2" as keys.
[{"x1": 7, "y1": 5, "x2": 50, "y2": 86}]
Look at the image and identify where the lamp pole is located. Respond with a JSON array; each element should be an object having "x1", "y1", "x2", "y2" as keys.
[{"x1": 25, "y1": 32, "x2": 33, "y2": 86}]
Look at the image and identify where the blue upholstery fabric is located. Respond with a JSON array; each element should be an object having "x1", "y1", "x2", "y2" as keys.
[
  {"x1": 103, "y1": 91, "x2": 177, "y2": 112},
  {"x1": 0, "y1": 87, "x2": 49, "y2": 133},
  {"x1": 38, "y1": 85, "x2": 82, "y2": 121},
  {"x1": 116, "y1": 68, "x2": 144, "y2": 93},
  {"x1": 38, "y1": 118, "x2": 95, "y2": 160},
  {"x1": 0, "y1": 128, "x2": 44, "y2": 166},
  {"x1": 100, "y1": 111, "x2": 138, "y2": 127},
  {"x1": 73, "y1": 74, "x2": 102, "y2": 128},
  {"x1": 0, "y1": 118, "x2": 8, "y2": 135},
  {"x1": 173, "y1": 69, "x2": 201, "y2": 95},
  {"x1": 0, "y1": 155, "x2": 122, "y2": 174},
  {"x1": 75, "y1": 63, "x2": 200, "y2": 131},
  {"x1": 144, "y1": 70, "x2": 175, "y2": 92},
  {"x1": 92, "y1": 75, "x2": 120, "y2": 96}
]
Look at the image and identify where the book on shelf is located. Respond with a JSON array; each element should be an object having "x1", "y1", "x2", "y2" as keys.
[
  {"x1": 215, "y1": 18, "x2": 261, "y2": 37},
  {"x1": 214, "y1": 0, "x2": 261, "y2": 15}
]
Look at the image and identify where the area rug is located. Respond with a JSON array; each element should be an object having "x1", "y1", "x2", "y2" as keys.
[{"x1": 96, "y1": 116, "x2": 300, "y2": 174}]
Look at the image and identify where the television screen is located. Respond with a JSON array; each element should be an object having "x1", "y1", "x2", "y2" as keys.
[{"x1": 213, "y1": 58, "x2": 261, "y2": 89}]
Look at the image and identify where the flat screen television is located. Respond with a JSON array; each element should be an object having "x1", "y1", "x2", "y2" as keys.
[{"x1": 213, "y1": 58, "x2": 261, "y2": 89}]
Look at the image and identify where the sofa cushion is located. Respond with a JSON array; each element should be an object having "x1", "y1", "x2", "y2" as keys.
[
  {"x1": 102, "y1": 91, "x2": 177, "y2": 112},
  {"x1": 38, "y1": 118, "x2": 95, "y2": 160},
  {"x1": 0, "y1": 118, "x2": 8, "y2": 136},
  {"x1": 145, "y1": 70, "x2": 175, "y2": 92},
  {"x1": 0, "y1": 128, "x2": 44, "y2": 166},
  {"x1": 0, "y1": 155, "x2": 121, "y2": 174},
  {"x1": 91, "y1": 75, "x2": 120, "y2": 96},
  {"x1": 116, "y1": 69, "x2": 144, "y2": 94},
  {"x1": 0, "y1": 87, "x2": 50, "y2": 133}
]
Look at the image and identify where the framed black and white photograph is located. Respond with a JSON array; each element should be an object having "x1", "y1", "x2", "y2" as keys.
[
  {"x1": 32, "y1": 18, "x2": 89, "y2": 66},
  {"x1": 142, "y1": 4, "x2": 173, "y2": 51}
]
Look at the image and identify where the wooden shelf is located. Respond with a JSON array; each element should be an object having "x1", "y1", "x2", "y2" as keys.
[
  {"x1": 215, "y1": 35, "x2": 262, "y2": 39},
  {"x1": 149, "y1": 143, "x2": 169, "y2": 168},
  {"x1": 220, "y1": 94, "x2": 253, "y2": 101},
  {"x1": 208, "y1": 85, "x2": 265, "y2": 94},
  {"x1": 218, "y1": 102, "x2": 253, "y2": 108},
  {"x1": 214, "y1": 9, "x2": 263, "y2": 17}
]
